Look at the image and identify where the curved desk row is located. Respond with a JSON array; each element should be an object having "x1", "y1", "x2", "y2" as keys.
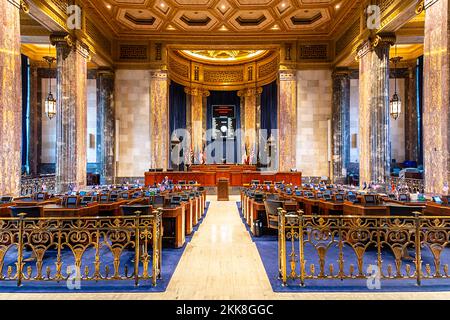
[{"x1": 145, "y1": 170, "x2": 302, "y2": 187}]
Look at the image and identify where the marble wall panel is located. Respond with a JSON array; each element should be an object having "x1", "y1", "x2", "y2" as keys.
[
  {"x1": 115, "y1": 69, "x2": 151, "y2": 177},
  {"x1": 296, "y1": 69, "x2": 332, "y2": 177}
]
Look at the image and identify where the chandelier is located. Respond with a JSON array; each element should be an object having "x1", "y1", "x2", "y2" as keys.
[
  {"x1": 389, "y1": 45, "x2": 403, "y2": 121},
  {"x1": 43, "y1": 56, "x2": 57, "y2": 120}
]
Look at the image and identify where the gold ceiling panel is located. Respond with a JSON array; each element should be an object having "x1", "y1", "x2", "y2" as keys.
[
  {"x1": 180, "y1": 50, "x2": 268, "y2": 62},
  {"x1": 168, "y1": 49, "x2": 279, "y2": 91},
  {"x1": 85, "y1": 0, "x2": 364, "y2": 38}
]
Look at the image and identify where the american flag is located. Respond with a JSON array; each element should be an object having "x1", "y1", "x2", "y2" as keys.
[
  {"x1": 202, "y1": 148, "x2": 207, "y2": 164},
  {"x1": 249, "y1": 148, "x2": 255, "y2": 163}
]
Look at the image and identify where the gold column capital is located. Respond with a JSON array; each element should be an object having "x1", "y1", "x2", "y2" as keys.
[
  {"x1": 356, "y1": 33, "x2": 396, "y2": 60},
  {"x1": 20, "y1": 0, "x2": 30, "y2": 13},
  {"x1": 237, "y1": 87, "x2": 263, "y2": 98},
  {"x1": 97, "y1": 68, "x2": 115, "y2": 77},
  {"x1": 415, "y1": 0, "x2": 425, "y2": 14},
  {"x1": 184, "y1": 87, "x2": 210, "y2": 97},
  {"x1": 279, "y1": 70, "x2": 297, "y2": 81},
  {"x1": 50, "y1": 33, "x2": 74, "y2": 47},
  {"x1": 50, "y1": 33, "x2": 90, "y2": 60},
  {"x1": 332, "y1": 68, "x2": 351, "y2": 80},
  {"x1": 150, "y1": 70, "x2": 168, "y2": 80}
]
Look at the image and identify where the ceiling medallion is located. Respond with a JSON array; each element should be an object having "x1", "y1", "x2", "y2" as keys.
[{"x1": 180, "y1": 50, "x2": 267, "y2": 62}]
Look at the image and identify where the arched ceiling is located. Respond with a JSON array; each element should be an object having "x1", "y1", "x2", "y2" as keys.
[
  {"x1": 85, "y1": 0, "x2": 363, "y2": 39},
  {"x1": 179, "y1": 49, "x2": 269, "y2": 63}
]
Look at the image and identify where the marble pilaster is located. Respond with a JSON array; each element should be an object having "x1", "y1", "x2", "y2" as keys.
[
  {"x1": 28, "y1": 62, "x2": 39, "y2": 177},
  {"x1": 238, "y1": 87, "x2": 262, "y2": 164},
  {"x1": 331, "y1": 69, "x2": 351, "y2": 183},
  {"x1": 150, "y1": 70, "x2": 169, "y2": 170},
  {"x1": 97, "y1": 69, "x2": 115, "y2": 185},
  {"x1": 404, "y1": 62, "x2": 419, "y2": 163},
  {"x1": 51, "y1": 34, "x2": 89, "y2": 193},
  {"x1": 185, "y1": 87, "x2": 209, "y2": 156},
  {"x1": 357, "y1": 34, "x2": 395, "y2": 186},
  {"x1": 0, "y1": 2, "x2": 22, "y2": 196},
  {"x1": 423, "y1": 1, "x2": 450, "y2": 194},
  {"x1": 278, "y1": 70, "x2": 297, "y2": 172}
]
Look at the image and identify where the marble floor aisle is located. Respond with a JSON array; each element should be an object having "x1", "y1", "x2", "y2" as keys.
[{"x1": 1, "y1": 196, "x2": 450, "y2": 300}]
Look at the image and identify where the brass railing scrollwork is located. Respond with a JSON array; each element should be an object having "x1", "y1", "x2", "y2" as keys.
[
  {"x1": 278, "y1": 209, "x2": 450, "y2": 287},
  {"x1": 20, "y1": 175, "x2": 56, "y2": 196},
  {"x1": 0, "y1": 210, "x2": 163, "y2": 287}
]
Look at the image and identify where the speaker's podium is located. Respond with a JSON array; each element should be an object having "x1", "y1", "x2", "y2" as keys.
[{"x1": 217, "y1": 178, "x2": 229, "y2": 201}]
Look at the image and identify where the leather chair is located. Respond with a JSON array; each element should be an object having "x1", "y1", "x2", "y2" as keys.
[{"x1": 264, "y1": 200, "x2": 284, "y2": 230}]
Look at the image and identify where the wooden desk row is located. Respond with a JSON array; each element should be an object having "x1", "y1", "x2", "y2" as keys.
[
  {"x1": 240, "y1": 190, "x2": 296, "y2": 235},
  {"x1": 145, "y1": 170, "x2": 302, "y2": 187},
  {"x1": 0, "y1": 190, "x2": 207, "y2": 249},
  {"x1": 240, "y1": 188, "x2": 450, "y2": 235}
]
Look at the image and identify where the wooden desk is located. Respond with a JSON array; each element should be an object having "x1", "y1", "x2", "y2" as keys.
[
  {"x1": 184, "y1": 199, "x2": 194, "y2": 235},
  {"x1": 98, "y1": 200, "x2": 129, "y2": 216},
  {"x1": 319, "y1": 200, "x2": 344, "y2": 215},
  {"x1": 425, "y1": 202, "x2": 450, "y2": 216},
  {"x1": 343, "y1": 202, "x2": 388, "y2": 216},
  {"x1": 383, "y1": 198, "x2": 427, "y2": 207},
  {"x1": 0, "y1": 203, "x2": 14, "y2": 217},
  {"x1": 302, "y1": 197, "x2": 321, "y2": 215},
  {"x1": 145, "y1": 170, "x2": 302, "y2": 187},
  {"x1": 162, "y1": 205, "x2": 185, "y2": 248},
  {"x1": 217, "y1": 178, "x2": 229, "y2": 201},
  {"x1": 249, "y1": 200, "x2": 265, "y2": 234},
  {"x1": 42, "y1": 204, "x2": 99, "y2": 217},
  {"x1": 14, "y1": 198, "x2": 61, "y2": 207}
]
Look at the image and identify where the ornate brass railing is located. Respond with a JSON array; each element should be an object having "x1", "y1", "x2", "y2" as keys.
[
  {"x1": 20, "y1": 175, "x2": 56, "y2": 196},
  {"x1": 388, "y1": 177, "x2": 425, "y2": 193},
  {"x1": 0, "y1": 210, "x2": 162, "y2": 287},
  {"x1": 278, "y1": 209, "x2": 450, "y2": 287}
]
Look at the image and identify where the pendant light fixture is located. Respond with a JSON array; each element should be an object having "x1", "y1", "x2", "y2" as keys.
[
  {"x1": 390, "y1": 45, "x2": 403, "y2": 121},
  {"x1": 43, "y1": 54, "x2": 57, "y2": 120}
]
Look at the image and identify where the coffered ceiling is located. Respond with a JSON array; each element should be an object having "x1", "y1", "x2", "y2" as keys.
[{"x1": 85, "y1": 0, "x2": 363, "y2": 39}]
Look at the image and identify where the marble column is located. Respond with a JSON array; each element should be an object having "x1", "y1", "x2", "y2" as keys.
[
  {"x1": 404, "y1": 62, "x2": 419, "y2": 163},
  {"x1": 238, "y1": 87, "x2": 262, "y2": 164},
  {"x1": 185, "y1": 87, "x2": 209, "y2": 157},
  {"x1": 28, "y1": 62, "x2": 39, "y2": 177},
  {"x1": 357, "y1": 34, "x2": 395, "y2": 186},
  {"x1": 150, "y1": 70, "x2": 169, "y2": 170},
  {"x1": 51, "y1": 34, "x2": 90, "y2": 193},
  {"x1": 331, "y1": 69, "x2": 351, "y2": 183},
  {"x1": 97, "y1": 69, "x2": 115, "y2": 185},
  {"x1": 278, "y1": 70, "x2": 297, "y2": 172},
  {"x1": 423, "y1": 0, "x2": 450, "y2": 194},
  {"x1": 0, "y1": 2, "x2": 22, "y2": 196}
]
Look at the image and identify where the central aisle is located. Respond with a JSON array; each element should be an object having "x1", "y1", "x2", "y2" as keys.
[{"x1": 165, "y1": 196, "x2": 274, "y2": 299}]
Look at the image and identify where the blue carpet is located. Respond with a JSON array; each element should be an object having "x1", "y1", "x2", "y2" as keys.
[
  {"x1": 0, "y1": 201, "x2": 210, "y2": 293},
  {"x1": 236, "y1": 201, "x2": 450, "y2": 292}
]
